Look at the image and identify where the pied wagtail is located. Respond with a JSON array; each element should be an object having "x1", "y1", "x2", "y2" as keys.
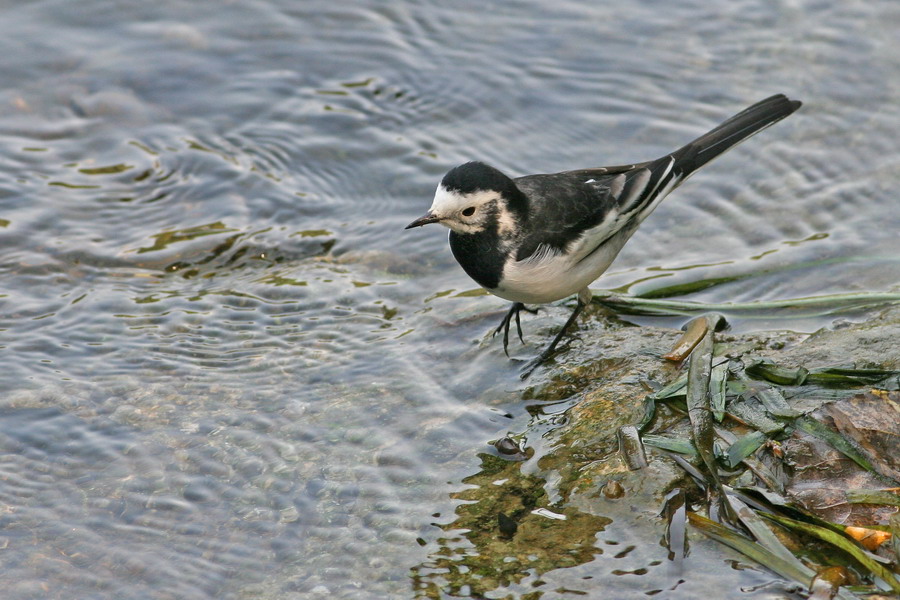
[{"x1": 406, "y1": 94, "x2": 802, "y2": 377}]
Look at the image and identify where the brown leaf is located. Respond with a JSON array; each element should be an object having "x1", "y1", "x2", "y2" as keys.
[
  {"x1": 844, "y1": 526, "x2": 892, "y2": 551},
  {"x1": 781, "y1": 433, "x2": 896, "y2": 525},
  {"x1": 825, "y1": 390, "x2": 900, "y2": 483}
]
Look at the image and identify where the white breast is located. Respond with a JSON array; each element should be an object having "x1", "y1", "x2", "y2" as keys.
[{"x1": 491, "y1": 241, "x2": 623, "y2": 304}]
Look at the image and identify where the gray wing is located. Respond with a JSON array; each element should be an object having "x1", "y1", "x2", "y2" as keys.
[{"x1": 513, "y1": 156, "x2": 678, "y2": 262}]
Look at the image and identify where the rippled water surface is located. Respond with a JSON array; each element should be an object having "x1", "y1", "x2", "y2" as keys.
[{"x1": 1, "y1": 1, "x2": 898, "y2": 598}]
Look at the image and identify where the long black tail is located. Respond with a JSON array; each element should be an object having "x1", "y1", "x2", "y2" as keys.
[{"x1": 672, "y1": 94, "x2": 801, "y2": 178}]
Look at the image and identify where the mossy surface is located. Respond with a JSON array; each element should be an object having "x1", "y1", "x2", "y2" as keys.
[{"x1": 412, "y1": 304, "x2": 900, "y2": 598}]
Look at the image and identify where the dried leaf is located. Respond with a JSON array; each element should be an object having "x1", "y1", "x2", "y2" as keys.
[
  {"x1": 781, "y1": 432, "x2": 894, "y2": 525},
  {"x1": 844, "y1": 526, "x2": 892, "y2": 551},
  {"x1": 825, "y1": 391, "x2": 900, "y2": 483},
  {"x1": 663, "y1": 316, "x2": 708, "y2": 361}
]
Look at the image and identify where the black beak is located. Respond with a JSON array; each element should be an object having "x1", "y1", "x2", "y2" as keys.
[{"x1": 405, "y1": 212, "x2": 441, "y2": 229}]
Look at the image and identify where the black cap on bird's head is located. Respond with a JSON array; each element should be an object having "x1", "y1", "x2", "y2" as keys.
[
  {"x1": 405, "y1": 161, "x2": 529, "y2": 231},
  {"x1": 440, "y1": 161, "x2": 513, "y2": 195}
]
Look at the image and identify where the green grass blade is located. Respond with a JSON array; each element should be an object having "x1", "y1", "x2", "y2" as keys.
[
  {"x1": 592, "y1": 291, "x2": 900, "y2": 318},
  {"x1": 794, "y1": 416, "x2": 875, "y2": 472},
  {"x1": 761, "y1": 513, "x2": 900, "y2": 593},
  {"x1": 688, "y1": 513, "x2": 814, "y2": 588},
  {"x1": 642, "y1": 434, "x2": 698, "y2": 457},
  {"x1": 648, "y1": 374, "x2": 688, "y2": 401},
  {"x1": 723, "y1": 493, "x2": 817, "y2": 576},
  {"x1": 745, "y1": 360, "x2": 809, "y2": 386},
  {"x1": 709, "y1": 360, "x2": 730, "y2": 422},
  {"x1": 725, "y1": 431, "x2": 768, "y2": 469},
  {"x1": 805, "y1": 367, "x2": 900, "y2": 389},
  {"x1": 726, "y1": 398, "x2": 785, "y2": 435},
  {"x1": 686, "y1": 326, "x2": 719, "y2": 487},
  {"x1": 891, "y1": 513, "x2": 900, "y2": 564},
  {"x1": 845, "y1": 489, "x2": 900, "y2": 506}
]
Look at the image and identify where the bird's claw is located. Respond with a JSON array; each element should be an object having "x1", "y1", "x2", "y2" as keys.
[
  {"x1": 518, "y1": 339, "x2": 572, "y2": 380},
  {"x1": 493, "y1": 302, "x2": 537, "y2": 356}
]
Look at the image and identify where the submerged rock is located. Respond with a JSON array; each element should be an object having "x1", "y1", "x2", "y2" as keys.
[{"x1": 416, "y1": 302, "x2": 900, "y2": 597}]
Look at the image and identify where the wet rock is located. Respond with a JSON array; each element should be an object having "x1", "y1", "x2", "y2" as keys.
[
  {"x1": 494, "y1": 436, "x2": 521, "y2": 455},
  {"x1": 777, "y1": 305, "x2": 900, "y2": 369},
  {"x1": 522, "y1": 302, "x2": 900, "y2": 524}
]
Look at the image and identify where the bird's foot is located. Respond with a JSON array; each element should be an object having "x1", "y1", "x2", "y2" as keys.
[
  {"x1": 492, "y1": 302, "x2": 537, "y2": 356},
  {"x1": 518, "y1": 336, "x2": 577, "y2": 379}
]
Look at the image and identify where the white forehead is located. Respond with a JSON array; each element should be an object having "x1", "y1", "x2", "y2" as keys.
[{"x1": 430, "y1": 184, "x2": 496, "y2": 214}]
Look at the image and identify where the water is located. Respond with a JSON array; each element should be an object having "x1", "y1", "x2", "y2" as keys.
[{"x1": 0, "y1": 0, "x2": 898, "y2": 598}]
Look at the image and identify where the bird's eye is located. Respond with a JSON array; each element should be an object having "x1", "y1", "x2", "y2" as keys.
[{"x1": 462, "y1": 206, "x2": 476, "y2": 217}]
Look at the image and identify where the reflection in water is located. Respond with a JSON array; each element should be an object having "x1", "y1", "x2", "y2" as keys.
[
  {"x1": 136, "y1": 222, "x2": 239, "y2": 255},
  {"x1": 78, "y1": 163, "x2": 134, "y2": 175},
  {"x1": 412, "y1": 452, "x2": 611, "y2": 598}
]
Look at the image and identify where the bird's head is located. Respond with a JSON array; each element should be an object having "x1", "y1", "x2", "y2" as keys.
[{"x1": 405, "y1": 161, "x2": 524, "y2": 235}]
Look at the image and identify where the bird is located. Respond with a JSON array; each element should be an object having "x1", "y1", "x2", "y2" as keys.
[{"x1": 406, "y1": 94, "x2": 802, "y2": 378}]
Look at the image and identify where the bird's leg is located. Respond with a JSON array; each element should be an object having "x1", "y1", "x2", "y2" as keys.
[
  {"x1": 513, "y1": 304, "x2": 539, "y2": 341},
  {"x1": 520, "y1": 289, "x2": 592, "y2": 379},
  {"x1": 493, "y1": 302, "x2": 537, "y2": 356}
]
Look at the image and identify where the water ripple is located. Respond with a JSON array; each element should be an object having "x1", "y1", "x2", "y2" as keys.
[{"x1": 0, "y1": 0, "x2": 899, "y2": 598}]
